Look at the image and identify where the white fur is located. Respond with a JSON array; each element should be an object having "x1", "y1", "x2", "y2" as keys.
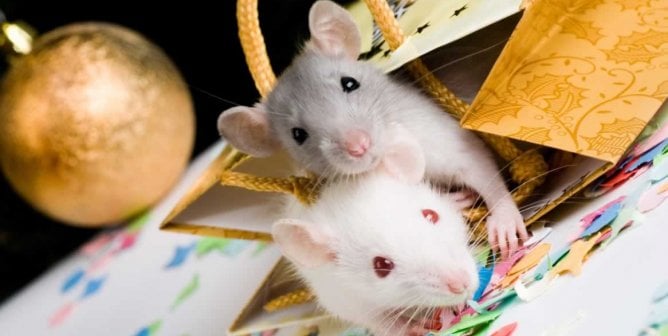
[{"x1": 275, "y1": 174, "x2": 479, "y2": 335}]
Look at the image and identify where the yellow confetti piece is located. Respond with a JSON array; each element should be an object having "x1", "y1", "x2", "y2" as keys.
[
  {"x1": 659, "y1": 182, "x2": 668, "y2": 194},
  {"x1": 508, "y1": 243, "x2": 551, "y2": 276},
  {"x1": 498, "y1": 243, "x2": 552, "y2": 289},
  {"x1": 498, "y1": 272, "x2": 522, "y2": 289},
  {"x1": 550, "y1": 233, "x2": 602, "y2": 277}
]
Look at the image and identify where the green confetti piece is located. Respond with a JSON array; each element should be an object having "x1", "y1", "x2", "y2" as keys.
[
  {"x1": 148, "y1": 320, "x2": 162, "y2": 335},
  {"x1": 659, "y1": 324, "x2": 668, "y2": 336},
  {"x1": 252, "y1": 241, "x2": 271, "y2": 257},
  {"x1": 195, "y1": 238, "x2": 231, "y2": 257},
  {"x1": 469, "y1": 321, "x2": 494, "y2": 336},
  {"x1": 474, "y1": 246, "x2": 491, "y2": 266},
  {"x1": 127, "y1": 212, "x2": 150, "y2": 232},
  {"x1": 171, "y1": 274, "x2": 200, "y2": 310},
  {"x1": 440, "y1": 310, "x2": 503, "y2": 335},
  {"x1": 640, "y1": 111, "x2": 668, "y2": 140},
  {"x1": 468, "y1": 287, "x2": 517, "y2": 313}
]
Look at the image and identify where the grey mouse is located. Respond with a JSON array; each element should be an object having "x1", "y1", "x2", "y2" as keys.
[{"x1": 218, "y1": 0, "x2": 528, "y2": 258}]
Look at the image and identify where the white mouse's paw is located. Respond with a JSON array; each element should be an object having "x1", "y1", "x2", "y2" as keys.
[
  {"x1": 448, "y1": 189, "x2": 478, "y2": 210},
  {"x1": 486, "y1": 206, "x2": 528, "y2": 259}
]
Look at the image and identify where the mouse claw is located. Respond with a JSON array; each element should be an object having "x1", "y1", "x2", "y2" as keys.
[{"x1": 486, "y1": 206, "x2": 526, "y2": 260}]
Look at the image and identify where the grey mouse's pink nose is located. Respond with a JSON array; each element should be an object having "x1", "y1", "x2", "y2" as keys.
[
  {"x1": 343, "y1": 130, "x2": 371, "y2": 157},
  {"x1": 441, "y1": 269, "x2": 471, "y2": 295}
]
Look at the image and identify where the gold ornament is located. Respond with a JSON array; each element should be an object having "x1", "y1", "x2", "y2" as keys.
[{"x1": 0, "y1": 22, "x2": 195, "y2": 227}]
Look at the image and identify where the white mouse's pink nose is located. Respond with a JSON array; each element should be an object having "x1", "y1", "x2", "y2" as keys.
[
  {"x1": 440, "y1": 269, "x2": 471, "y2": 294},
  {"x1": 343, "y1": 130, "x2": 371, "y2": 157}
]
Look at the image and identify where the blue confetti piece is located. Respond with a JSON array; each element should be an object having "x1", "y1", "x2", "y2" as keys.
[
  {"x1": 135, "y1": 327, "x2": 150, "y2": 336},
  {"x1": 221, "y1": 240, "x2": 251, "y2": 257},
  {"x1": 80, "y1": 276, "x2": 107, "y2": 299},
  {"x1": 61, "y1": 268, "x2": 85, "y2": 294},
  {"x1": 579, "y1": 202, "x2": 622, "y2": 239},
  {"x1": 649, "y1": 299, "x2": 668, "y2": 326},
  {"x1": 651, "y1": 156, "x2": 668, "y2": 183},
  {"x1": 653, "y1": 281, "x2": 668, "y2": 303},
  {"x1": 165, "y1": 243, "x2": 196, "y2": 269},
  {"x1": 473, "y1": 265, "x2": 494, "y2": 301},
  {"x1": 627, "y1": 139, "x2": 668, "y2": 172},
  {"x1": 134, "y1": 320, "x2": 162, "y2": 336}
]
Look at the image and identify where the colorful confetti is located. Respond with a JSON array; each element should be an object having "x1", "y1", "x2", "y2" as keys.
[
  {"x1": 134, "y1": 320, "x2": 162, "y2": 336},
  {"x1": 587, "y1": 119, "x2": 668, "y2": 197},
  {"x1": 424, "y1": 142, "x2": 668, "y2": 336},
  {"x1": 50, "y1": 214, "x2": 148, "y2": 328},
  {"x1": 436, "y1": 310, "x2": 502, "y2": 335}
]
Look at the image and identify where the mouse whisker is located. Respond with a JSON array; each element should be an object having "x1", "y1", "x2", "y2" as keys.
[
  {"x1": 409, "y1": 37, "x2": 510, "y2": 87},
  {"x1": 188, "y1": 85, "x2": 243, "y2": 107}
]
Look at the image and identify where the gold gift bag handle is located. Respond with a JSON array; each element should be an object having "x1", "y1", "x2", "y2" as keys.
[{"x1": 230, "y1": 0, "x2": 549, "y2": 231}]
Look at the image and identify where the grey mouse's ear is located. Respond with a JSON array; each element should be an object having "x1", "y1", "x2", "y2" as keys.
[
  {"x1": 307, "y1": 0, "x2": 361, "y2": 60},
  {"x1": 272, "y1": 219, "x2": 335, "y2": 268},
  {"x1": 217, "y1": 105, "x2": 280, "y2": 157},
  {"x1": 378, "y1": 124, "x2": 426, "y2": 184}
]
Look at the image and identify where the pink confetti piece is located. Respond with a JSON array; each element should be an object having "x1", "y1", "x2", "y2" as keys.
[
  {"x1": 638, "y1": 184, "x2": 668, "y2": 213},
  {"x1": 491, "y1": 322, "x2": 518, "y2": 336},
  {"x1": 79, "y1": 233, "x2": 112, "y2": 256},
  {"x1": 111, "y1": 232, "x2": 138, "y2": 253},
  {"x1": 49, "y1": 302, "x2": 75, "y2": 327},
  {"x1": 88, "y1": 253, "x2": 114, "y2": 274},
  {"x1": 489, "y1": 248, "x2": 527, "y2": 289},
  {"x1": 595, "y1": 229, "x2": 613, "y2": 244}
]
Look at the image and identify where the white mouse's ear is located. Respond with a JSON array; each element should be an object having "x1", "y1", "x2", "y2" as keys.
[
  {"x1": 272, "y1": 218, "x2": 335, "y2": 268},
  {"x1": 217, "y1": 105, "x2": 280, "y2": 157},
  {"x1": 378, "y1": 125, "x2": 426, "y2": 184},
  {"x1": 307, "y1": 0, "x2": 361, "y2": 60}
]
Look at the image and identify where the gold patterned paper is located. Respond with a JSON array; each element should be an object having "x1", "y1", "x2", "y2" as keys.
[{"x1": 462, "y1": 0, "x2": 668, "y2": 163}]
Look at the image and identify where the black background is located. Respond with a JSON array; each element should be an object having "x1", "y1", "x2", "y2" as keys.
[{"x1": 0, "y1": 0, "x2": 352, "y2": 303}]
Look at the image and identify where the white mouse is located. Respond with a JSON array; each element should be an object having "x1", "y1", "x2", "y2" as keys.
[
  {"x1": 218, "y1": 0, "x2": 527, "y2": 257},
  {"x1": 272, "y1": 173, "x2": 479, "y2": 336}
]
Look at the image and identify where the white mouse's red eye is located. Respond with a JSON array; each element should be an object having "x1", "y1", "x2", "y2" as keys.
[
  {"x1": 422, "y1": 209, "x2": 439, "y2": 224},
  {"x1": 373, "y1": 256, "x2": 394, "y2": 278}
]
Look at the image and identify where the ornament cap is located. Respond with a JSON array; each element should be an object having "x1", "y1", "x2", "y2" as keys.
[{"x1": 0, "y1": 21, "x2": 35, "y2": 56}]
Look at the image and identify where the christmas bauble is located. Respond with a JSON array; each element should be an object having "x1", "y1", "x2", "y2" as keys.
[{"x1": 0, "y1": 22, "x2": 195, "y2": 227}]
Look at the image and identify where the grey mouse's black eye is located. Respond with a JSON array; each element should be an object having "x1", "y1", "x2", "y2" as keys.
[
  {"x1": 291, "y1": 127, "x2": 309, "y2": 145},
  {"x1": 373, "y1": 256, "x2": 394, "y2": 278},
  {"x1": 341, "y1": 76, "x2": 360, "y2": 93}
]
